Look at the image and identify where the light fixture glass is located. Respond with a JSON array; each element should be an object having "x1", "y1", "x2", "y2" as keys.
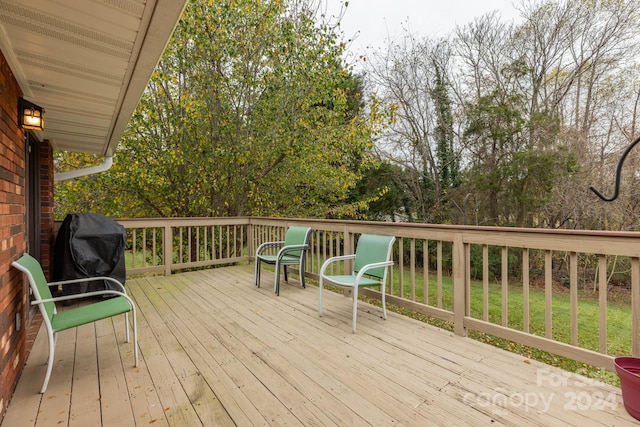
[{"x1": 18, "y1": 97, "x2": 44, "y2": 131}]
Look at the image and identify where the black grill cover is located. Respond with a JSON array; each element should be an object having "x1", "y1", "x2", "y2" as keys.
[{"x1": 53, "y1": 213, "x2": 126, "y2": 296}]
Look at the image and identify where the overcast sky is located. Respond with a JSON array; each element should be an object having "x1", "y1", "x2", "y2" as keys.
[{"x1": 324, "y1": 0, "x2": 524, "y2": 56}]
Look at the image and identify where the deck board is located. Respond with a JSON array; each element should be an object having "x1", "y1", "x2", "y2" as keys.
[
  {"x1": 94, "y1": 317, "x2": 137, "y2": 426},
  {"x1": 70, "y1": 322, "x2": 100, "y2": 426},
  {"x1": 2, "y1": 264, "x2": 637, "y2": 426}
]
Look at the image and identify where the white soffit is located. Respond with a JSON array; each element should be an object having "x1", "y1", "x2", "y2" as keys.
[{"x1": 0, "y1": 0, "x2": 187, "y2": 156}]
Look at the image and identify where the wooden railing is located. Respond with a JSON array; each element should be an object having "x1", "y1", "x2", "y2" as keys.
[
  {"x1": 117, "y1": 217, "x2": 249, "y2": 276},
  {"x1": 112, "y1": 216, "x2": 640, "y2": 371}
]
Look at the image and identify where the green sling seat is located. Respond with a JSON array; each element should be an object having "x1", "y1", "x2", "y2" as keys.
[{"x1": 12, "y1": 253, "x2": 138, "y2": 393}]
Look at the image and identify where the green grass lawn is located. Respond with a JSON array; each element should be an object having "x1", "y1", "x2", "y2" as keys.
[{"x1": 125, "y1": 250, "x2": 161, "y2": 268}]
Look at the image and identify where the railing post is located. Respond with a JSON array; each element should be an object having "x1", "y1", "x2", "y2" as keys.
[
  {"x1": 164, "y1": 223, "x2": 172, "y2": 276},
  {"x1": 453, "y1": 233, "x2": 467, "y2": 337}
]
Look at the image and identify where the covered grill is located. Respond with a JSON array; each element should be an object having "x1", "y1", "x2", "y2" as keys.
[{"x1": 53, "y1": 213, "x2": 126, "y2": 296}]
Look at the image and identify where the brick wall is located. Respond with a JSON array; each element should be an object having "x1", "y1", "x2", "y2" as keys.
[
  {"x1": 39, "y1": 141, "x2": 53, "y2": 277},
  {"x1": 0, "y1": 49, "x2": 28, "y2": 420}
]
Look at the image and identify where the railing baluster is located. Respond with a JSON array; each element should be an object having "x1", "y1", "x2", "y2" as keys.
[
  {"x1": 598, "y1": 254, "x2": 607, "y2": 354},
  {"x1": 570, "y1": 252, "x2": 578, "y2": 346},
  {"x1": 523, "y1": 248, "x2": 530, "y2": 334},
  {"x1": 179, "y1": 227, "x2": 184, "y2": 264},
  {"x1": 152, "y1": 228, "x2": 157, "y2": 267},
  {"x1": 188, "y1": 226, "x2": 193, "y2": 263},
  {"x1": 437, "y1": 241, "x2": 443, "y2": 309},
  {"x1": 483, "y1": 244, "x2": 489, "y2": 322},
  {"x1": 164, "y1": 224, "x2": 172, "y2": 276},
  {"x1": 423, "y1": 239, "x2": 429, "y2": 305},
  {"x1": 204, "y1": 226, "x2": 209, "y2": 261},
  {"x1": 142, "y1": 228, "x2": 147, "y2": 267},
  {"x1": 218, "y1": 225, "x2": 224, "y2": 259},
  {"x1": 502, "y1": 246, "x2": 508, "y2": 327},
  {"x1": 410, "y1": 238, "x2": 416, "y2": 301},
  {"x1": 545, "y1": 250, "x2": 553, "y2": 339},
  {"x1": 197, "y1": 226, "x2": 201, "y2": 262},
  {"x1": 399, "y1": 237, "x2": 404, "y2": 298},
  {"x1": 132, "y1": 228, "x2": 137, "y2": 269}
]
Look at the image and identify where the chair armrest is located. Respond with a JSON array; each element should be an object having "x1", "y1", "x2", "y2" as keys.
[
  {"x1": 277, "y1": 244, "x2": 309, "y2": 259},
  {"x1": 354, "y1": 261, "x2": 394, "y2": 284},
  {"x1": 33, "y1": 289, "x2": 131, "y2": 305},
  {"x1": 49, "y1": 276, "x2": 126, "y2": 294},
  {"x1": 256, "y1": 241, "x2": 285, "y2": 256},
  {"x1": 319, "y1": 254, "x2": 356, "y2": 276}
]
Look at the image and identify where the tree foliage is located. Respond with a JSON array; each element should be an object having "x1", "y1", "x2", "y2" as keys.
[{"x1": 54, "y1": 0, "x2": 386, "y2": 219}]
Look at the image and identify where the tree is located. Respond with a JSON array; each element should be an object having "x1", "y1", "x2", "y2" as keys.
[
  {"x1": 462, "y1": 88, "x2": 527, "y2": 224},
  {"x1": 367, "y1": 35, "x2": 460, "y2": 222},
  {"x1": 348, "y1": 161, "x2": 409, "y2": 221},
  {"x1": 431, "y1": 61, "x2": 460, "y2": 193}
]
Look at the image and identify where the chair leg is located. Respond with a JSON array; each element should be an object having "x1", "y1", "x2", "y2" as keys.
[
  {"x1": 274, "y1": 263, "x2": 281, "y2": 295},
  {"x1": 283, "y1": 265, "x2": 288, "y2": 283},
  {"x1": 299, "y1": 259, "x2": 306, "y2": 288},
  {"x1": 41, "y1": 329, "x2": 56, "y2": 393},
  {"x1": 381, "y1": 282, "x2": 387, "y2": 320},
  {"x1": 318, "y1": 277, "x2": 324, "y2": 316},
  {"x1": 352, "y1": 286, "x2": 359, "y2": 333},
  {"x1": 125, "y1": 312, "x2": 130, "y2": 342},
  {"x1": 255, "y1": 259, "x2": 261, "y2": 287},
  {"x1": 132, "y1": 307, "x2": 139, "y2": 367}
]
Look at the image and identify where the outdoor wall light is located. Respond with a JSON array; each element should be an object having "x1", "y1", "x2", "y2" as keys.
[{"x1": 18, "y1": 97, "x2": 44, "y2": 131}]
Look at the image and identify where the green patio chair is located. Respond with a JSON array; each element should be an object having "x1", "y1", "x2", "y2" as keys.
[
  {"x1": 319, "y1": 234, "x2": 395, "y2": 333},
  {"x1": 12, "y1": 253, "x2": 138, "y2": 393},
  {"x1": 255, "y1": 226, "x2": 312, "y2": 295}
]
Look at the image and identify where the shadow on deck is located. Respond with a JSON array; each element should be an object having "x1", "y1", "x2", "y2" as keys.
[{"x1": 2, "y1": 265, "x2": 636, "y2": 426}]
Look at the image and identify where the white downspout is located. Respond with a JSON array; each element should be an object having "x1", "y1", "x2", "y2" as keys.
[{"x1": 54, "y1": 156, "x2": 113, "y2": 182}]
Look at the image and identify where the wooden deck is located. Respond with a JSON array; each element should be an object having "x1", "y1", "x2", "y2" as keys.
[{"x1": 2, "y1": 265, "x2": 637, "y2": 426}]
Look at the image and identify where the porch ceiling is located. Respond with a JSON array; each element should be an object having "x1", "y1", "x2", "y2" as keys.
[{"x1": 0, "y1": 0, "x2": 187, "y2": 156}]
